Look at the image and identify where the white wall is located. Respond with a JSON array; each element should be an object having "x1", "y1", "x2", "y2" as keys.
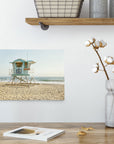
[{"x1": 0, "y1": 0, "x2": 114, "y2": 122}]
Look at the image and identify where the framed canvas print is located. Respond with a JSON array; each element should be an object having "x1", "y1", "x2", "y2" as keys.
[{"x1": 0, "y1": 49, "x2": 64, "y2": 100}]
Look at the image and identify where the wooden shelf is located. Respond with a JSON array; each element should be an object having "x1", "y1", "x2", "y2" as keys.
[
  {"x1": 26, "y1": 18, "x2": 114, "y2": 25},
  {"x1": 25, "y1": 18, "x2": 114, "y2": 30}
]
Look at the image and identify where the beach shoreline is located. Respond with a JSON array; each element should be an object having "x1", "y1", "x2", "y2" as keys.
[{"x1": 0, "y1": 82, "x2": 64, "y2": 100}]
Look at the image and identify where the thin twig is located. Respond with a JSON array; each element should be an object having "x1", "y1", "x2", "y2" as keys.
[{"x1": 92, "y1": 44, "x2": 109, "y2": 80}]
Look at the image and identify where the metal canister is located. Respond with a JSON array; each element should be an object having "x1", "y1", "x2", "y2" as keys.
[
  {"x1": 110, "y1": 0, "x2": 114, "y2": 17},
  {"x1": 89, "y1": 0, "x2": 108, "y2": 18}
]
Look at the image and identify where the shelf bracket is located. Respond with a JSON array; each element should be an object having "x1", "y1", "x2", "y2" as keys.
[{"x1": 39, "y1": 22, "x2": 49, "y2": 30}]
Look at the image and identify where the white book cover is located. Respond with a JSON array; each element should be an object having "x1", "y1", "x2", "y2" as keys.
[{"x1": 3, "y1": 126, "x2": 65, "y2": 141}]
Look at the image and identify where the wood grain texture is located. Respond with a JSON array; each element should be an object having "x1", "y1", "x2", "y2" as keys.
[
  {"x1": 0, "y1": 123, "x2": 114, "y2": 144},
  {"x1": 25, "y1": 18, "x2": 114, "y2": 25}
]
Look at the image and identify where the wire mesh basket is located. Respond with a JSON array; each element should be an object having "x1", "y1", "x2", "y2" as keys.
[{"x1": 34, "y1": 0, "x2": 84, "y2": 18}]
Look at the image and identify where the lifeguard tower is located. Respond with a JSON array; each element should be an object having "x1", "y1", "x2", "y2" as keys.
[{"x1": 10, "y1": 59, "x2": 36, "y2": 83}]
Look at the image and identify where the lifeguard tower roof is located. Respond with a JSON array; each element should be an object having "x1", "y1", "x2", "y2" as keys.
[
  {"x1": 10, "y1": 59, "x2": 35, "y2": 64},
  {"x1": 10, "y1": 59, "x2": 36, "y2": 77}
]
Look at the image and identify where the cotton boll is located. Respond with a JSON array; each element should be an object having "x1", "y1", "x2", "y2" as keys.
[
  {"x1": 107, "y1": 57, "x2": 113, "y2": 63},
  {"x1": 89, "y1": 39, "x2": 93, "y2": 44},
  {"x1": 104, "y1": 56, "x2": 113, "y2": 64},
  {"x1": 93, "y1": 41, "x2": 100, "y2": 49},
  {"x1": 93, "y1": 63, "x2": 99, "y2": 68},
  {"x1": 93, "y1": 64, "x2": 98, "y2": 68},
  {"x1": 100, "y1": 40, "x2": 107, "y2": 48},
  {"x1": 85, "y1": 41, "x2": 91, "y2": 47},
  {"x1": 104, "y1": 56, "x2": 107, "y2": 61},
  {"x1": 92, "y1": 63, "x2": 99, "y2": 73},
  {"x1": 89, "y1": 37, "x2": 96, "y2": 44},
  {"x1": 95, "y1": 41, "x2": 100, "y2": 48},
  {"x1": 92, "y1": 67, "x2": 98, "y2": 73}
]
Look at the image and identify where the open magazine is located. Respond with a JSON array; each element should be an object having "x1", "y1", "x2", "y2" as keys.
[{"x1": 3, "y1": 126, "x2": 65, "y2": 141}]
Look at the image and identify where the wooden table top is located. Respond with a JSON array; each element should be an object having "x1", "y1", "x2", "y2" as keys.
[{"x1": 0, "y1": 123, "x2": 114, "y2": 144}]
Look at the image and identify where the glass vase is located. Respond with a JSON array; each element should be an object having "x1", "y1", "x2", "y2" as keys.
[{"x1": 105, "y1": 79, "x2": 114, "y2": 127}]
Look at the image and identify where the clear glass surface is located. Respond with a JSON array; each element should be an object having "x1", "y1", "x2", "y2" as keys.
[{"x1": 105, "y1": 79, "x2": 114, "y2": 127}]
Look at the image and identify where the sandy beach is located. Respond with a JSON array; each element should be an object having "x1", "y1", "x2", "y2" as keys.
[{"x1": 0, "y1": 82, "x2": 64, "y2": 100}]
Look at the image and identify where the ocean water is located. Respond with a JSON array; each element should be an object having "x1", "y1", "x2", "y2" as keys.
[{"x1": 0, "y1": 76, "x2": 64, "y2": 84}]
